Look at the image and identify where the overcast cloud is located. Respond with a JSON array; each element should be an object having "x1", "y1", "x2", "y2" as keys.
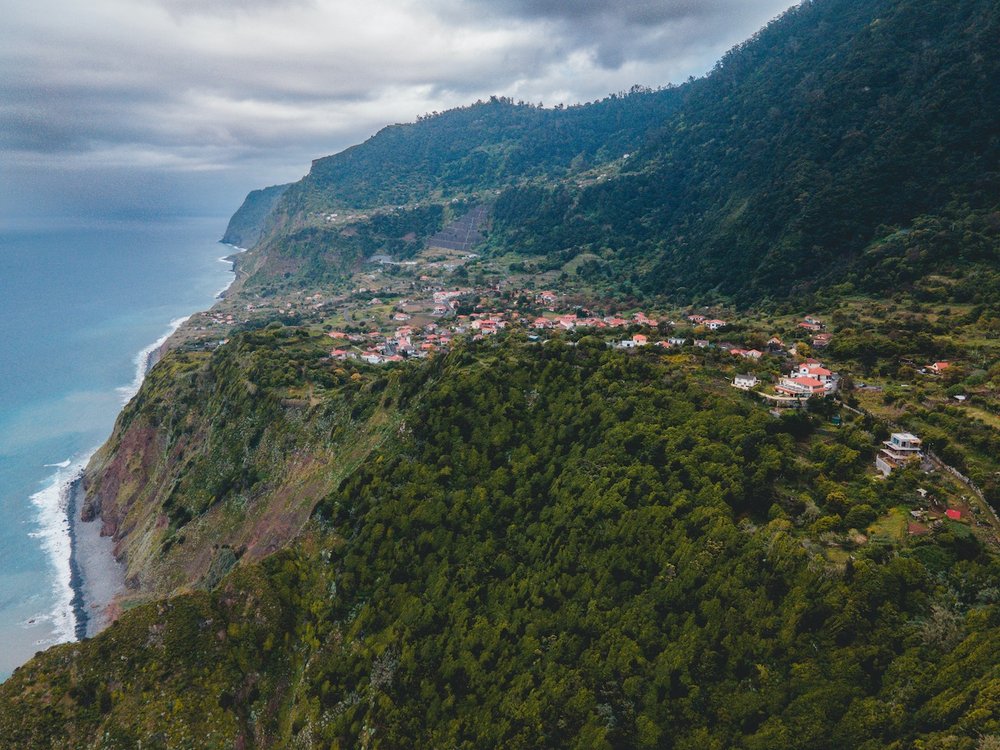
[{"x1": 1, "y1": 0, "x2": 792, "y2": 220}]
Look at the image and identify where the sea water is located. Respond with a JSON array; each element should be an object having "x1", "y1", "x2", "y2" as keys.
[{"x1": 0, "y1": 216, "x2": 237, "y2": 681}]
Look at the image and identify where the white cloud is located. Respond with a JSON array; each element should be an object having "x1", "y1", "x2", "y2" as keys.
[{"x1": 0, "y1": 0, "x2": 793, "y2": 217}]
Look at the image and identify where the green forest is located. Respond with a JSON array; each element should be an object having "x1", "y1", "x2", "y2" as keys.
[
  {"x1": 3, "y1": 0, "x2": 1000, "y2": 746},
  {"x1": 1, "y1": 335, "x2": 999, "y2": 748}
]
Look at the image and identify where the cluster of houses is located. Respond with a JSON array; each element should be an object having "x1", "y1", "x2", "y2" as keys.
[
  {"x1": 329, "y1": 323, "x2": 455, "y2": 364},
  {"x1": 796, "y1": 316, "x2": 833, "y2": 349},
  {"x1": 686, "y1": 314, "x2": 728, "y2": 330},
  {"x1": 533, "y1": 310, "x2": 659, "y2": 332}
]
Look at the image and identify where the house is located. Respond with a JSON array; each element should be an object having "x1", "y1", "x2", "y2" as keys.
[
  {"x1": 945, "y1": 509, "x2": 962, "y2": 521},
  {"x1": 433, "y1": 290, "x2": 465, "y2": 304},
  {"x1": 668, "y1": 337, "x2": 687, "y2": 347},
  {"x1": 694, "y1": 339, "x2": 710, "y2": 348},
  {"x1": 798, "y1": 321, "x2": 823, "y2": 332},
  {"x1": 798, "y1": 364, "x2": 833, "y2": 383},
  {"x1": 634, "y1": 312, "x2": 658, "y2": 326},
  {"x1": 812, "y1": 333, "x2": 833, "y2": 348},
  {"x1": 733, "y1": 374, "x2": 759, "y2": 390},
  {"x1": 393, "y1": 312, "x2": 411, "y2": 322},
  {"x1": 632, "y1": 334, "x2": 648, "y2": 346},
  {"x1": 927, "y1": 361, "x2": 951, "y2": 374},
  {"x1": 743, "y1": 349, "x2": 763, "y2": 360},
  {"x1": 875, "y1": 432, "x2": 923, "y2": 476},
  {"x1": 704, "y1": 319, "x2": 727, "y2": 331},
  {"x1": 687, "y1": 314, "x2": 706, "y2": 324},
  {"x1": 767, "y1": 336, "x2": 785, "y2": 349},
  {"x1": 776, "y1": 376, "x2": 825, "y2": 397},
  {"x1": 533, "y1": 317, "x2": 552, "y2": 329}
]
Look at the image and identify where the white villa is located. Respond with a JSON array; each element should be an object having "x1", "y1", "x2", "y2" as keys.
[{"x1": 876, "y1": 432, "x2": 923, "y2": 476}]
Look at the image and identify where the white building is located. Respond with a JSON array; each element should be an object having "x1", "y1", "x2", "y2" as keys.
[
  {"x1": 733, "y1": 374, "x2": 759, "y2": 390},
  {"x1": 876, "y1": 432, "x2": 923, "y2": 476}
]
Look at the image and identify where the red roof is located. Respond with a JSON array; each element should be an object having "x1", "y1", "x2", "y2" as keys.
[
  {"x1": 792, "y1": 377, "x2": 825, "y2": 388},
  {"x1": 945, "y1": 509, "x2": 962, "y2": 520}
]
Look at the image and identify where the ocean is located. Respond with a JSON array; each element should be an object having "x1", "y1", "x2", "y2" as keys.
[{"x1": 0, "y1": 216, "x2": 237, "y2": 681}]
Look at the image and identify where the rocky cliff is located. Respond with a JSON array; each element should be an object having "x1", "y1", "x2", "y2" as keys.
[{"x1": 77, "y1": 327, "x2": 400, "y2": 607}]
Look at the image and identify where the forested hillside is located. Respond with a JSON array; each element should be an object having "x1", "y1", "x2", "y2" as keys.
[
  {"x1": 221, "y1": 183, "x2": 291, "y2": 249},
  {"x1": 234, "y1": 0, "x2": 999, "y2": 304},
  {"x1": 491, "y1": 0, "x2": 1000, "y2": 302},
  {"x1": 3, "y1": 0, "x2": 999, "y2": 746},
  {"x1": 2, "y1": 335, "x2": 998, "y2": 748}
]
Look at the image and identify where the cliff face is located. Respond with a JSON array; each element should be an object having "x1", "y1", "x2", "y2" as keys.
[
  {"x1": 221, "y1": 183, "x2": 291, "y2": 249},
  {"x1": 78, "y1": 329, "x2": 401, "y2": 605}
]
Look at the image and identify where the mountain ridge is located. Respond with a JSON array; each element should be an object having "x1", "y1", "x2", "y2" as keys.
[{"x1": 2, "y1": 0, "x2": 999, "y2": 745}]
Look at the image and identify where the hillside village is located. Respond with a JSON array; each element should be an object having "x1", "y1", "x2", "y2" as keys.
[{"x1": 162, "y1": 204, "x2": 1000, "y2": 549}]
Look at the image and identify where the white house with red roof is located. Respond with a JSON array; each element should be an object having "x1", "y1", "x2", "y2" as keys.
[
  {"x1": 704, "y1": 319, "x2": 727, "y2": 331},
  {"x1": 776, "y1": 376, "x2": 826, "y2": 397}
]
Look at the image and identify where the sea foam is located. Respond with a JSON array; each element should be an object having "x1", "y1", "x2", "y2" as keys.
[
  {"x1": 28, "y1": 241, "x2": 240, "y2": 649},
  {"x1": 115, "y1": 315, "x2": 191, "y2": 405},
  {"x1": 28, "y1": 453, "x2": 94, "y2": 645}
]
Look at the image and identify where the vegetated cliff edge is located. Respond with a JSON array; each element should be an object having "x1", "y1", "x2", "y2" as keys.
[
  {"x1": 1, "y1": 337, "x2": 999, "y2": 748},
  {"x1": 220, "y1": 183, "x2": 291, "y2": 249},
  {"x1": 76, "y1": 326, "x2": 399, "y2": 606}
]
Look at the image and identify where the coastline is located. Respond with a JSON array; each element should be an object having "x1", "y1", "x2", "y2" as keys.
[
  {"x1": 66, "y1": 240, "x2": 244, "y2": 639},
  {"x1": 67, "y1": 475, "x2": 124, "y2": 638}
]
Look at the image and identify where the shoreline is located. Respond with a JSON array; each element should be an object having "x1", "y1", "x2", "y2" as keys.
[
  {"x1": 67, "y1": 475, "x2": 124, "y2": 638},
  {"x1": 66, "y1": 239, "x2": 243, "y2": 639}
]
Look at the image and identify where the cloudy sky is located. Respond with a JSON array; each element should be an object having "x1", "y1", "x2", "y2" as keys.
[{"x1": 2, "y1": 0, "x2": 793, "y2": 221}]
